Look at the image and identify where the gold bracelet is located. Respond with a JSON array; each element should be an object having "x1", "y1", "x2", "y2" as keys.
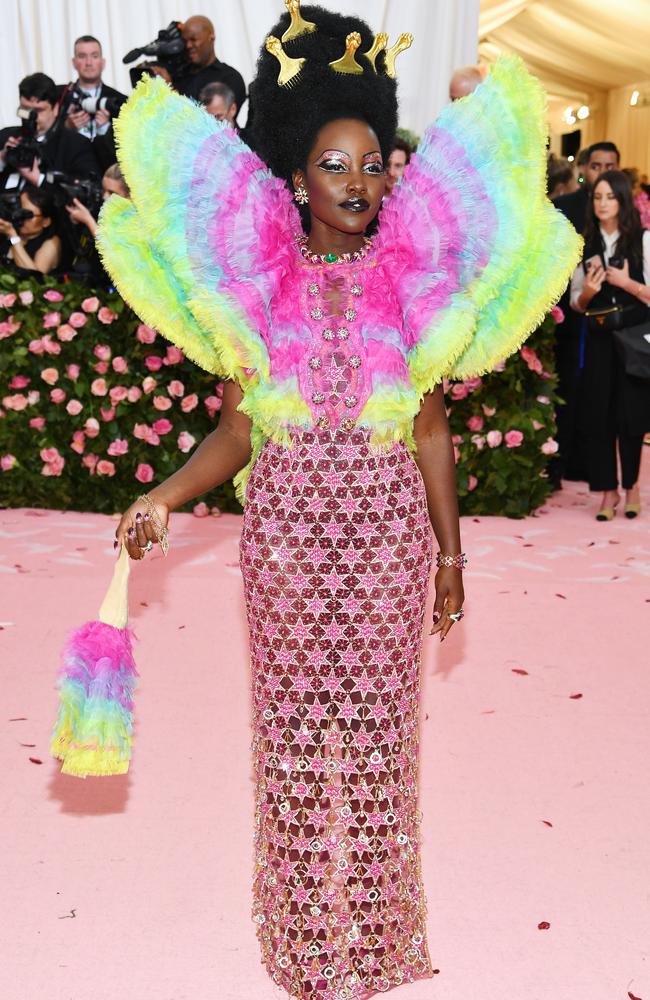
[{"x1": 138, "y1": 493, "x2": 170, "y2": 556}]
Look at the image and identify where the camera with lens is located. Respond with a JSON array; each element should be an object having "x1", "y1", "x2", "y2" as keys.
[
  {"x1": 123, "y1": 20, "x2": 190, "y2": 87},
  {"x1": 66, "y1": 84, "x2": 124, "y2": 119},
  {"x1": 0, "y1": 191, "x2": 34, "y2": 229},
  {"x1": 3, "y1": 107, "x2": 41, "y2": 170},
  {"x1": 45, "y1": 170, "x2": 104, "y2": 219}
]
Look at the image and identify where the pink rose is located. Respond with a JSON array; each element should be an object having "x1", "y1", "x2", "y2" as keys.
[
  {"x1": 142, "y1": 376, "x2": 157, "y2": 394},
  {"x1": 66, "y1": 399, "x2": 83, "y2": 416},
  {"x1": 112, "y1": 356, "x2": 128, "y2": 373},
  {"x1": 471, "y1": 434, "x2": 485, "y2": 450},
  {"x1": 57, "y1": 324, "x2": 77, "y2": 342},
  {"x1": 41, "y1": 334, "x2": 61, "y2": 355},
  {"x1": 81, "y1": 296, "x2": 100, "y2": 313},
  {"x1": 193, "y1": 501, "x2": 209, "y2": 517},
  {"x1": 464, "y1": 376, "x2": 482, "y2": 392},
  {"x1": 0, "y1": 318, "x2": 21, "y2": 339},
  {"x1": 127, "y1": 386, "x2": 142, "y2": 403},
  {"x1": 98, "y1": 306, "x2": 117, "y2": 325},
  {"x1": 152, "y1": 417, "x2": 172, "y2": 435},
  {"x1": 19, "y1": 290, "x2": 33, "y2": 305},
  {"x1": 486, "y1": 430, "x2": 503, "y2": 448},
  {"x1": 100, "y1": 406, "x2": 115, "y2": 422},
  {"x1": 482, "y1": 404, "x2": 496, "y2": 417},
  {"x1": 82, "y1": 453, "x2": 98, "y2": 473},
  {"x1": 2, "y1": 393, "x2": 27, "y2": 411},
  {"x1": 43, "y1": 289, "x2": 63, "y2": 302},
  {"x1": 9, "y1": 375, "x2": 30, "y2": 389},
  {"x1": 167, "y1": 379, "x2": 185, "y2": 398},
  {"x1": 532, "y1": 419, "x2": 543, "y2": 431},
  {"x1": 541, "y1": 438, "x2": 559, "y2": 455},
  {"x1": 94, "y1": 361, "x2": 109, "y2": 374},
  {"x1": 96, "y1": 459, "x2": 116, "y2": 476},
  {"x1": 94, "y1": 344, "x2": 111, "y2": 361},
  {"x1": 145, "y1": 355, "x2": 163, "y2": 372},
  {"x1": 91, "y1": 378, "x2": 108, "y2": 396},
  {"x1": 66, "y1": 364, "x2": 80, "y2": 381},
  {"x1": 550, "y1": 305, "x2": 565, "y2": 324},
  {"x1": 107, "y1": 438, "x2": 129, "y2": 456},
  {"x1": 29, "y1": 416, "x2": 46, "y2": 430},
  {"x1": 177, "y1": 430, "x2": 196, "y2": 453},
  {"x1": 467, "y1": 474, "x2": 478, "y2": 492},
  {"x1": 135, "y1": 463, "x2": 154, "y2": 484},
  {"x1": 204, "y1": 394, "x2": 222, "y2": 415},
  {"x1": 450, "y1": 383, "x2": 469, "y2": 400},
  {"x1": 70, "y1": 431, "x2": 85, "y2": 454},
  {"x1": 50, "y1": 388, "x2": 66, "y2": 404},
  {"x1": 136, "y1": 324, "x2": 157, "y2": 344},
  {"x1": 505, "y1": 429, "x2": 524, "y2": 448},
  {"x1": 453, "y1": 445, "x2": 460, "y2": 464},
  {"x1": 109, "y1": 385, "x2": 128, "y2": 404},
  {"x1": 41, "y1": 367, "x2": 59, "y2": 385},
  {"x1": 28, "y1": 339, "x2": 45, "y2": 354},
  {"x1": 181, "y1": 393, "x2": 198, "y2": 413},
  {"x1": 451, "y1": 434, "x2": 463, "y2": 445},
  {"x1": 521, "y1": 346, "x2": 543, "y2": 374},
  {"x1": 68, "y1": 312, "x2": 87, "y2": 328},
  {"x1": 0, "y1": 293, "x2": 16, "y2": 307},
  {"x1": 40, "y1": 447, "x2": 61, "y2": 464},
  {"x1": 42, "y1": 311, "x2": 61, "y2": 328},
  {"x1": 536, "y1": 395, "x2": 551, "y2": 405},
  {"x1": 133, "y1": 423, "x2": 149, "y2": 440},
  {"x1": 164, "y1": 345, "x2": 183, "y2": 365},
  {"x1": 153, "y1": 395, "x2": 172, "y2": 411},
  {"x1": 84, "y1": 417, "x2": 100, "y2": 438},
  {"x1": 1, "y1": 454, "x2": 16, "y2": 471},
  {"x1": 42, "y1": 456, "x2": 64, "y2": 476},
  {"x1": 466, "y1": 415, "x2": 484, "y2": 432},
  {"x1": 27, "y1": 390, "x2": 40, "y2": 405},
  {"x1": 493, "y1": 360, "x2": 506, "y2": 373}
]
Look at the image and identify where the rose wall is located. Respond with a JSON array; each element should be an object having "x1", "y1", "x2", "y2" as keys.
[{"x1": 0, "y1": 272, "x2": 562, "y2": 518}]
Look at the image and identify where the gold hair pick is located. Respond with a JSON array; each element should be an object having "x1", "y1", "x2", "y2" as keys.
[
  {"x1": 329, "y1": 31, "x2": 364, "y2": 75},
  {"x1": 363, "y1": 32, "x2": 388, "y2": 72},
  {"x1": 266, "y1": 35, "x2": 306, "y2": 87},
  {"x1": 384, "y1": 32, "x2": 414, "y2": 79},
  {"x1": 281, "y1": 0, "x2": 317, "y2": 44}
]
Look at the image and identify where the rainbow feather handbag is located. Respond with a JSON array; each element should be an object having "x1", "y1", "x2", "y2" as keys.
[{"x1": 50, "y1": 547, "x2": 138, "y2": 777}]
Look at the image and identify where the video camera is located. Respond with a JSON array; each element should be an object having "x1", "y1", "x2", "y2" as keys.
[
  {"x1": 123, "y1": 20, "x2": 190, "y2": 87},
  {"x1": 3, "y1": 107, "x2": 41, "y2": 170},
  {"x1": 64, "y1": 84, "x2": 123, "y2": 119},
  {"x1": 45, "y1": 170, "x2": 104, "y2": 219},
  {"x1": 0, "y1": 191, "x2": 34, "y2": 228}
]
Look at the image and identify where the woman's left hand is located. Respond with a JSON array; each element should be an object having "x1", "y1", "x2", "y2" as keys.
[
  {"x1": 0, "y1": 218, "x2": 18, "y2": 239},
  {"x1": 430, "y1": 566, "x2": 465, "y2": 642},
  {"x1": 605, "y1": 258, "x2": 629, "y2": 288},
  {"x1": 65, "y1": 197, "x2": 94, "y2": 228}
]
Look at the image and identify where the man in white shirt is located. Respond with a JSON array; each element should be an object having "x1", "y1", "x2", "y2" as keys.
[{"x1": 64, "y1": 35, "x2": 126, "y2": 170}]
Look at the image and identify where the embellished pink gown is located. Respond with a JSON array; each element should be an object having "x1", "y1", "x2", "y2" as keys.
[{"x1": 97, "y1": 61, "x2": 581, "y2": 1000}]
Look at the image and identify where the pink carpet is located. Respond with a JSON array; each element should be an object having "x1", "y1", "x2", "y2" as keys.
[{"x1": 2, "y1": 473, "x2": 649, "y2": 1000}]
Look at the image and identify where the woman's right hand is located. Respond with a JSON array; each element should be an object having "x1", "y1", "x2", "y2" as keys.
[
  {"x1": 583, "y1": 259, "x2": 605, "y2": 298},
  {"x1": 115, "y1": 496, "x2": 170, "y2": 560}
]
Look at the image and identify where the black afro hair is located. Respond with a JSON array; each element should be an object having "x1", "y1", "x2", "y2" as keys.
[{"x1": 244, "y1": 5, "x2": 398, "y2": 186}]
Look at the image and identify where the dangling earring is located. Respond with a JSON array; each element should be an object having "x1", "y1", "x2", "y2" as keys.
[{"x1": 294, "y1": 183, "x2": 309, "y2": 205}]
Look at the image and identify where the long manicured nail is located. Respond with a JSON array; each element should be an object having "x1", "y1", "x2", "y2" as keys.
[
  {"x1": 135, "y1": 512, "x2": 142, "y2": 521},
  {"x1": 432, "y1": 612, "x2": 441, "y2": 625},
  {"x1": 143, "y1": 513, "x2": 150, "y2": 521},
  {"x1": 128, "y1": 527, "x2": 135, "y2": 537},
  {"x1": 113, "y1": 539, "x2": 118, "y2": 549}
]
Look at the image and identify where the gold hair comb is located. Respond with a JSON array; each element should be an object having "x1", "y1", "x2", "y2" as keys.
[
  {"x1": 363, "y1": 32, "x2": 388, "y2": 72},
  {"x1": 329, "y1": 31, "x2": 364, "y2": 75},
  {"x1": 282, "y1": 0, "x2": 317, "y2": 44},
  {"x1": 384, "y1": 33, "x2": 414, "y2": 79},
  {"x1": 266, "y1": 35, "x2": 306, "y2": 87}
]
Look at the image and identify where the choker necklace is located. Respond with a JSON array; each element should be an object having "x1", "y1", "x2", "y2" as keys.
[{"x1": 295, "y1": 233, "x2": 372, "y2": 265}]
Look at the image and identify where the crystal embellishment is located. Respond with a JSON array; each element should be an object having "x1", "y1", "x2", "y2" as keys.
[
  {"x1": 344, "y1": 307, "x2": 357, "y2": 322},
  {"x1": 308, "y1": 282, "x2": 320, "y2": 296},
  {"x1": 322, "y1": 327, "x2": 335, "y2": 341},
  {"x1": 312, "y1": 391, "x2": 325, "y2": 404},
  {"x1": 311, "y1": 306, "x2": 324, "y2": 320},
  {"x1": 351, "y1": 282, "x2": 363, "y2": 296},
  {"x1": 349, "y1": 355, "x2": 361, "y2": 368},
  {"x1": 337, "y1": 327, "x2": 349, "y2": 340},
  {"x1": 344, "y1": 395, "x2": 357, "y2": 408},
  {"x1": 309, "y1": 356, "x2": 322, "y2": 369}
]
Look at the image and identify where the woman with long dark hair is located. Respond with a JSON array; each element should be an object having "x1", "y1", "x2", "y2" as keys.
[{"x1": 571, "y1": 170, "x2": 650, "y2": 519}]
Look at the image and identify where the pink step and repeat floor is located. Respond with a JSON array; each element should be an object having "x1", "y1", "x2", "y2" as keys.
[{"x1": 1, "y1": 474, "x2": 649, "y2": 1000}]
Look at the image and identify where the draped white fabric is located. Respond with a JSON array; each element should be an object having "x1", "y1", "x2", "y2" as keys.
[{"x1": 0, "y1": 0, "x2": 479, "y2": 139}]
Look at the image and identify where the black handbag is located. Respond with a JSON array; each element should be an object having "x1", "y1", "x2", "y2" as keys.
[
  {"x1": 613, "y1": 321, "x2": 650, "y2": 381},
  {"x1": 585, "y1": 303, "x2": 636, "y2": 333}
]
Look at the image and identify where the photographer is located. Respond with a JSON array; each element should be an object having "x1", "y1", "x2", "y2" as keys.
[
  {"x1": 0, "y1": 185, "x2": 61, "y2": 274},
  {"x1": 199, "y1": 82, "x2": 238, "y2": 125},
  {"x1": 175, "y1": 16, "x2": 246, "y2": 118},
  {"x1": 63, "y1": 163, "x2": 129, "y2": 286},
  {"x1": 62, "y1": 36, "x2": 127, "y2": 173},
  {"x1": 65, "y1": 162, "x2": 129, "y2": 238},
  {"x1": 0, "y1": 73, "x2": 99, "y2": 193}
]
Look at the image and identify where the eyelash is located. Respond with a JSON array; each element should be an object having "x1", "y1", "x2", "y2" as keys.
[{"x1": 319, "y1": 160, "x2": 384, "y2": 174}]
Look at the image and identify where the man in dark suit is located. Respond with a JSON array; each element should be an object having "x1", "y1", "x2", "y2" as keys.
[
  {"x1": 551, "y1": 141, "x2": 620, "y2": 486},
  {"x1": 0, "y1": 72, "x2": 99, "y2": 192},
  {"x1": 175, "y1": 16, "x2": 246, "y2": 120},
  {"x1": 62, "y1": 35, "x2": 127, "y2": 173}
]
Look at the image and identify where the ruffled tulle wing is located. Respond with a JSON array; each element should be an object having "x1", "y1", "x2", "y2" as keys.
[
  {"x1": 97, "y1": 75, "x2": 300, "y2": 383},
  {"x1": 376, "y1": 56, "x2": 582, "y2": 393}
]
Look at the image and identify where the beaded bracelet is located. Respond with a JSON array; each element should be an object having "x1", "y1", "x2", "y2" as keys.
[
  {"x1": 138, "y1": 493, "x2": 170, "y2": 556},
  {"x1": 436, "y1": 552, "x2": 468, "y2": 570}
]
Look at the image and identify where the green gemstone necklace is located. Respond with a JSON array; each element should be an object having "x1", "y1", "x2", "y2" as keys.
[{"x1": 296, "y1": 234, "x2": 372, "y2": 265}]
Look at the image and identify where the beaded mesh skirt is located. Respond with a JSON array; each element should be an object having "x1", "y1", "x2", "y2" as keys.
[{"x1": 239, "y1": 429, "x2": 434, "y2": 999}]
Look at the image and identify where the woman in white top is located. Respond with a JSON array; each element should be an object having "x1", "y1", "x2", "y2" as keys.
[{"x1": 570, "y1": 170, "x2": 650, "y2": 520}]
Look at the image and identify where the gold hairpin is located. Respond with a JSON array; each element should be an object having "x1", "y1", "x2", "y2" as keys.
[
  {"x1": 329, "y1": 31, "x2": 364, "y2": 75},
  {"x1": 281, "y1": 0, "x2": 317, "y2": 44},
  {"x1": 384, "y1": 32, "x2": 413, "y2": 79},
  {"x1": 363, "y1": 32, "x2": 388, "y2": 72},
  {"x1": 266, "y1": 35, "x2": 306, "y2": 87}
]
